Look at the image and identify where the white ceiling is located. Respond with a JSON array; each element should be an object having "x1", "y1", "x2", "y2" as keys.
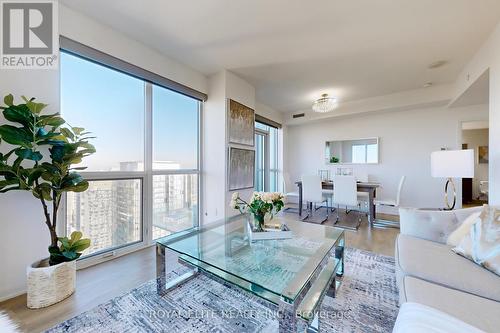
[{"x1": 61, "y1": 0, "x2": 500, "y2": 113}]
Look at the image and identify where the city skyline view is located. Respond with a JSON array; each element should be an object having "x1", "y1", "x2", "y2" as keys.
[
  {"x1": 60, "y1": 52, "x2": 199, "y2": 172},
  {"x1": 61, "y1": 52, "x2": 200, "y2": 256}
]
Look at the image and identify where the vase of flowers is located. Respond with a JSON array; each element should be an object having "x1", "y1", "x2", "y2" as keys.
[{"x1": 230, "y1": 191, "x2": 284, "y2": 231}]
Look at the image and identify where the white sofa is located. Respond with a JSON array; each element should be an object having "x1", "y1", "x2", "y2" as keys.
[{"x1": 393, "y1": 207, "x2": 500, "y2": 333}]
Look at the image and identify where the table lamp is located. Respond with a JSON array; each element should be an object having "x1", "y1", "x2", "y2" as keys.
[{"x1": 431, "y1": 149, "x2": 474, "y2": 210}]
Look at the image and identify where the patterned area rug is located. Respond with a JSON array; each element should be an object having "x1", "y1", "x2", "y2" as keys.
[{"x1": 47, "y1": 248, "x2": 399, "y2": 333}]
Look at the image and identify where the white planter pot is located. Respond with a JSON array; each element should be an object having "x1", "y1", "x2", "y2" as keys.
[{"x1": 26, "y1": 259, "x2": 76, "y2": 309}]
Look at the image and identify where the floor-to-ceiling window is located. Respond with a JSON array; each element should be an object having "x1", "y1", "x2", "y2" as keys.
[
  {"x1": 255, "y1": 121, "x2": 279, "y2": 192},
  {"x1": 61, "y1": 48, "x2": 201, "y2": 258},
  {"x1": 151, "y1": 85, "x2": 199, "y2": 239}
]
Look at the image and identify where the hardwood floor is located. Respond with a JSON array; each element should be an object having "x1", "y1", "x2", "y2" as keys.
[
  {"x1": 0, "y1": 208, "x2": 399, "y2": 333},
  {"x1": 0, "y1": 246, "x2": 157, "y2": 333}
]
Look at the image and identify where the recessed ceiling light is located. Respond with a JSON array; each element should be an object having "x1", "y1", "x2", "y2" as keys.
[
  {"x1": 423, "y1": 82, "x2": 433, "y2": 88},
  {"x1": 428, "y1": 60, "x2": 448, "y2": 69}
]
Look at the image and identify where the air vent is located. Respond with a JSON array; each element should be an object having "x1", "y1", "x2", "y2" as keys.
[{"x1": 292, "y1": 113, "x2": 305, "y2": 119}]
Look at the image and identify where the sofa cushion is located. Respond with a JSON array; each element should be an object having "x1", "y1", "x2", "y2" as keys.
[
  {"x1": 453, "y1": 205, "x2": 500, "y2": 277},
  {"x1": 399, "y1": 206, "x2": 482, "y2": 244},
  {"x1": 446, "y1": 211, "x2": 481, "y2": 246},
  {"x1": 392, "y1": 302, "x2": 484, "y2": 333},
  {"x1": 401, "y1": 276, "x2": 500, "y2": 333},
  {"x1": 396, "y1": 234, "x2": 500, "y2": 302}
]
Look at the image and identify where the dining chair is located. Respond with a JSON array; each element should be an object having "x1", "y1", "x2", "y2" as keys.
[
  {"x1": 356, "y1": 172, "x2": 369, "y2": 212},
  {"x1": 301, "y1": 174, "x2": 329, "y2": 223},
  {"x1": 332, "y1": 175, "x2": 362, "y2": 230},
  {"x1": 283, "y1": 172, "x2": 300, "y2": 213},
  {"x1": 319, "y1": 170, "x2": 335, "y2": 211},
  {"x1": 373, "y1": 175, "x2": 406, "y2": 228}
]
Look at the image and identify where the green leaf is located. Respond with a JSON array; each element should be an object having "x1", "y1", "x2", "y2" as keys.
[
  {"x1": 0, "y1": 179, "x2": 19, "y2": 190},
  {"x1": 61, "y1": 172, "x2": 83, "y2": 186},
  {"x1": 69, "y1": 231, "x2": 82, "y2": 243},
  {"x1": 3, "y1": 94, "x2": 13, "y2": 106},
  {"x1": 0, "y1": 186, "x2": 21, "y2": 193},
  {"x1": 72, "y1": 127, "x2": 85, "y2": 135},
  {"x1": 62, "y1": 251, "x2": 79, "y2": 261},
  {"x1": 15, "y1": 148, "x2": 43, "y2": 161},
  {"x1": 36, "y1": 127, "x2": 48, "y2": 137},
  {"x1": 34, "y1": 182, "x2": 52, "y2": 201},
  {"x1": 64, "y1": 180, "x2": 89, "y2": 193},
  {"x1": 39, "y1": 115, "x2": 65, "y2": 127},
  {"x1": 26, "y1": 100, "x2": 48, "y2": 114},
  {"x1": 71, "y1": 238, "x2": 91, "y2": 252},
  {"x1": 60, "y1": 128, "x2": 74, "y2": 140},
  {"x1": 20, "y1": 96, "x2": 33, "y2": 103},
  {"x1": 49, "y1": 145, "x2": 65, "y2": 162},
  {"x1": 27, "y1": 167, "x2": 45, "y2": 185},
  {"x1": 2, "y1": 104, "x2": 33, "y2": 126},
  {"x1": 70, "y1": 166, "x2": 88, "y2": 171},
  {"x1": 0, "y1": 125, "x2": 32, "y2": 147}
]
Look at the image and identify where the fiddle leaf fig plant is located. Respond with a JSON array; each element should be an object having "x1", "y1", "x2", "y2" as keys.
[{"x1": 0, "y1": 94, "x2": 96, "y2": 265}]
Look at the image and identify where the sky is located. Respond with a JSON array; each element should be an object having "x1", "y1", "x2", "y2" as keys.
[{"x1": 60, "y1": 52, "x2": 199, "y2": 171}]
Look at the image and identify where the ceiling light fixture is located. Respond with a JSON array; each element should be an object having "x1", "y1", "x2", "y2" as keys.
[{"x1": 312, "y1": 94, "x2": 337, "y2": 113}]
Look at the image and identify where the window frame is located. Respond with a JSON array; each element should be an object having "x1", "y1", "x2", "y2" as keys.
[
  {"x1": 254, "y1": 121, "x2": 280, "y2": 192},
  {"x1": 59, "y1": 46, "x2": 203, "y2": 269}
]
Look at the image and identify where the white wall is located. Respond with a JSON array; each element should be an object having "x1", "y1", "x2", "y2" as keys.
[
  {"x1": 202, "y1": 72, "x2": 227, "y2": 223},
  {"x1": 285, "y1": 104, "x2": 488, "y2": 213},
  {"x1": 462, "y1": 129, "x2": 489, "y2": 199},
  {"x1": 453, "y1": 21, "x2": 500, "y2": 205},
  {"x1": 225, "y1": 71, "x2": 256, "y2": 218},
  {"x1": 0, "y1": 4, "x2": 208, "y2": 301},
  {"x1": 201, "y1": 71, "x2": 286, "y2": 221}
]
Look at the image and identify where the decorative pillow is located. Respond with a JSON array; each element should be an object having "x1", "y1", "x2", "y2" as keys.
[
  {"x1": 446, "y1": 211, "x2": 481, "y2": 246},
  {"x1": 453, "y1": 205, "x2": 500, "y2": 276}
]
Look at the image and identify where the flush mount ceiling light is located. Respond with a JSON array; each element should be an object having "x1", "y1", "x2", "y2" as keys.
[{"x1": 312, "y1": 94, "x2": 337, "y2": 113}]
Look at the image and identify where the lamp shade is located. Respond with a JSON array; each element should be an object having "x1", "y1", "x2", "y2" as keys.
[{"x1": 431, "y1": 149, "x2": 474, "y2": 178}]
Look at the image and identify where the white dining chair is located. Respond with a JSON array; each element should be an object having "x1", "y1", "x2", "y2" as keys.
[
  {"x1": 283, "y1": 172, "x2": 300, "y2": 213},
  {"x1": 301, "y1": 174, "x2": 329, "y2": 223},
  {"x1": 332, "y1": 175, "x2": 362, "y2": 230},
  {"x1": 319, "y1": 170, "x2": 335, "y2": 211},
  {"x1": 356, "y1": 172, "x2": 369, "y2": 212},
  {"x1": 373, "y1": 176, "x2": 406, "y2": 228}
]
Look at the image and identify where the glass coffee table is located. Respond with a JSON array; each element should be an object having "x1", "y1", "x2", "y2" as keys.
[{"x1": 156, "y1": 214, "x2": 345, "y2": 333}]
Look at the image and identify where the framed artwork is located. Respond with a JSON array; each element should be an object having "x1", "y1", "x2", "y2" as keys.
[
  {"x1": 228, "y1": 147, "x2": 255, "y2": 191},
  {"x1": 228, "y1": 99, "x2": 255, "y2": 146},
  {"x1": 478, "y1": 146, "x2": 489, "y2": 164}
]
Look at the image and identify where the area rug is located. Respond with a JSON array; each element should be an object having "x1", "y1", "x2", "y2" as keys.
[{"x1": 47, "y1": 248, "x2": 399, "y2": 333}]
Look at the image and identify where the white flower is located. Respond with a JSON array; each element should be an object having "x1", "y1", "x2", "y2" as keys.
[
  {"x1": 230, "y1": 199, "x2": 238, "y2": 209},
  {"x1": 231, "y1": 192, "x2": 239, "y2": 201},
  {"x1": 261, "y1": 192, "x2": 274, "y2": 203}
]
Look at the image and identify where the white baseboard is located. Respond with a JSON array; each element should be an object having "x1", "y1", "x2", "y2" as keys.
[{"x1": 0, "y1": 289, "x2": 26, "y2": 303}]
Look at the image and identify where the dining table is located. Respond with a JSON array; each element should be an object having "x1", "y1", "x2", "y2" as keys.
[{"x1": 295, "y1": 180, "x2": 380, "y2": 227}]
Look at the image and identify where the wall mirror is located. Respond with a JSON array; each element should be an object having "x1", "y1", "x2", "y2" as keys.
[{"x1": 325, "y1": 138, "x2": 379, "y2": 164}]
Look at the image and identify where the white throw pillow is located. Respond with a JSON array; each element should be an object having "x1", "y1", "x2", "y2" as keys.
[
  {"x1": 453, "y1": 205, "x2": 500, "y2": 277},
  {"x1": 446, "y1": 211, "x2": 481, "y2": 246}
]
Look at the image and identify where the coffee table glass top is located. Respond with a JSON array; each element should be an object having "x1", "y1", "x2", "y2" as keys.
[{"x1": 156, "y1": 215, "x2": 344, "y2": 303}]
